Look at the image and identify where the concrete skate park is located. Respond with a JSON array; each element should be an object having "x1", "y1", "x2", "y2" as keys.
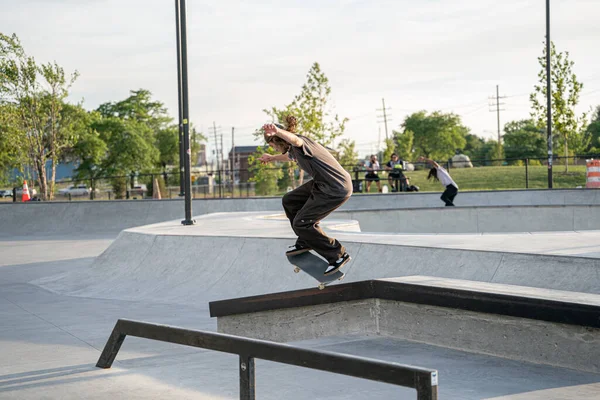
[{"x1": 2, "y1": 189, "x2": 600, "y2": 399}]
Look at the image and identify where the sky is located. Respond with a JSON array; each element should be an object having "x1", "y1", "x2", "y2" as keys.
[{"x1": 2, "y1": 0, "x2": 600, "y2": 160}]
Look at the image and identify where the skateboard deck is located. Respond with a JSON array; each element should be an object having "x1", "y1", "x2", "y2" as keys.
[{"x1": 287, "y1": 251, "x2": 346, "y2": 290}]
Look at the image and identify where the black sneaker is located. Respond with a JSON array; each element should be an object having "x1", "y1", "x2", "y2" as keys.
[
  {"x1": 324, "y1": 252, "x2": 351, "y2": 276},
  {"x1": 285, "y1": 243, "x2": 312, "y2": 256}
]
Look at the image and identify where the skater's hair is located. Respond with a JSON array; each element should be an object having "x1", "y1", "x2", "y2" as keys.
[
  {"x1": 427, "y1": 167, "x2": 439, "y2": 181},
  {"x1": 263, "y1": 115, "x2": 298, "y2": 145},
  {"x1": 284, "y1": 115, "x2": 298, "y2": 133}
]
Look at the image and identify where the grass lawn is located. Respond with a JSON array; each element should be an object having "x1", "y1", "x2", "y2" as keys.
[{"x1": 359, "y1": 165, "x2": 588, "y2": 193}]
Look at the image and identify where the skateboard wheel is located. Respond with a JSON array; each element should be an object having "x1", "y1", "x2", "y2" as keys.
[
  {"x1": 294, "y1": 267, "x2": 300, "y2": 273},
  {"x1": 318, "y1": 284, "x2": 325, "y2": 290}
]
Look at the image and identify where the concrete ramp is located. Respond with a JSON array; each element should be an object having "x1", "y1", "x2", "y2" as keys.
[{"x1": 33, "y1": 212, "x2": 600, "y2": 305}]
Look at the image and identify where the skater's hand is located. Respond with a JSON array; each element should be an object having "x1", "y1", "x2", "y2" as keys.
[
  {"x1": 258, "y1": 154, "x2": 274, "y2": 164},
  {"x1": 262, "y1": 124, "x2": 279, "y2": 140}
]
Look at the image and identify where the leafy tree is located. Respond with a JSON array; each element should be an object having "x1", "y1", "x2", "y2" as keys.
[
  {"x1": 502, "y1": 120, "x2": 546, "y2": 162},
  {"x1": 401, "y1": 111, "x2": 467, "y2": 160},
  {"x1": 482, "y1": 140, "x2": 504, "y2": 166},
  {"x1": 586, "y1": 106, "x2": 600, "y2": 153},
  {"x1": 248, "y1": 145, "x2": 283, "y2": 196},
  {"x1": 336, "y1": 138, "x2": 359, "y2": 169},
  {"x1": 530, "y1": 40, "x2": 587, "y2": 171},
  {"x1": 93, "y1": 117, "x2": 159, "y2": 177},
  {"x1": 382, "y1": 138, "x2": 395, "y2": 163},
  {"x1": 264, "y1": 63, "x2": 347, "y2": 147},
  {"x1": 262, "y1": 62, "x2": 348, "y2": 185},
  {"x1": 0, "y1": 103, "x2": 26, "y2": 184},
  {"x1": 393, "y1": 129, "x2": 414, "y2": 161},
  {"x1": 0, "y1": 33, "x2": 81, "y2": 199},
  {"x1": 462, "y1": 133, "x2": 486, "y2": 163}
]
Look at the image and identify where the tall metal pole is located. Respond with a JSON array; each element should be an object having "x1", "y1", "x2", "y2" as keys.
[
  {"x1": 175, "y1": 0, "x2": 185, "y2": 196},
  {"x1": 546, "y1": 0, "x2": 553, "y2": 188},
  {"x1": 178, "y1": 0, "x2": 194, "y2": 225}
]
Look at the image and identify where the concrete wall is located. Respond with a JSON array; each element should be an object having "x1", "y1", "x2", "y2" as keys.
[
  {"x1": 334, "y1": 205, "x2": 600, "y2": 233},
  {"x1": 2, "y1": 189, "x2": 600, "y2": 237},
  {"x1": 217, "y1": 298, "x2": 600, "y2": 373}
]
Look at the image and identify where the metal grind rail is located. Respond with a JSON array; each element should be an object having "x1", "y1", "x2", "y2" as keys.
[{"x1": 96, "y1": 319, "x2": 439, "y2": 399}]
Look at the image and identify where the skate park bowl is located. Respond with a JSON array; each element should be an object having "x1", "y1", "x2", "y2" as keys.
[{"x1": 4, "y1": 188, "x2": 600, "y2": 399}]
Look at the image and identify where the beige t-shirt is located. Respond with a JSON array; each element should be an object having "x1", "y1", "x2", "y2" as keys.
[{"x1": 287, "y1": 135, "x2": 353, "y2": 197}]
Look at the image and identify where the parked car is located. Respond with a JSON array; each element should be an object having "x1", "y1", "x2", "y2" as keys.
[
  {"x1": 0, "y1": 189, "x2": 13, "y2": 198},
  {"x1": 58, "y1": 184, "x2": 93, "y2": 197}
]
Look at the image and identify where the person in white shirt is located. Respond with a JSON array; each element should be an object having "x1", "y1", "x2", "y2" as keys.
[
  {"x1": 418, "y1": 156, "x2": 458, "y2": 206},
  {"x1": 365, "y1": 154, "x2": 382, "y2": 193}
]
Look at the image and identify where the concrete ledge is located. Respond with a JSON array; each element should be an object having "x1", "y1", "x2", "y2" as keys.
[
  {"x1": 210, "y1": 276, "x2": 600, "y2": 328},
  {"x1": 211, "y1": 276, "x2": 600, "y2": 373}
]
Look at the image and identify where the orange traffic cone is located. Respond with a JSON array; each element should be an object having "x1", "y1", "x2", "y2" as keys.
[{"x1": 22, "y1": 180, "x2": 31, "y2": 202}]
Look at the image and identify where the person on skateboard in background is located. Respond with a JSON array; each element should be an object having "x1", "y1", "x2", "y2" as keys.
[
  {"x1": 418, "y1": 156, "x2": 459, "y2": 206},
  {"x1": 258, "y1": 115, "x2": 353, "y2": 275}
]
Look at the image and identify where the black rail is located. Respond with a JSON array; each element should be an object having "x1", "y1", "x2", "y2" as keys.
[{"x1": 96, "y1": 319, "x2": 438, "y2": 400}]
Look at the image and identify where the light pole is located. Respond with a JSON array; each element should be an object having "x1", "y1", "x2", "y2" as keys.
[
  {"x1": 175, "y1": 0, "x2": 194, "y2": 225},
  {"x1": 546, "y1": 0, "x2": 553, "y2": 188}
]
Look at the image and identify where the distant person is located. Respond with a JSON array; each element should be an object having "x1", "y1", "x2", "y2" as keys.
[
  {"x1": 258, "y1": 115, "x2": 352, "y2": 275},
  {"x1": 385, "y1": 153, "x2": 405, "y2": 191},
  {"x1": 365, "y1": 154, "x2": 382, "y2": 193},
  {"x1": 418, "y1": 156, "x2": 458, "y2": 206}
]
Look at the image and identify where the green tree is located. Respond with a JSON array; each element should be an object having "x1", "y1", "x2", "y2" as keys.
[
  {"x1": 586, "y1": 106, "x2": 600, "y2": 153},
  {"x1": 0, "y1": 33, "x2": 81, "y2": 199},
  {"x1": 482, "y1": 140, "x2": 504, "y2": 166},
  {"x1": 264, "y1": 63, "x2": 347, "y2": 147},
  {"x1": 401, "y1": 111, "x2": 467, "y2": 160},
  {"x1": 462, "y1": 133, "x2": 486, "y2": 163},
  {"x1": 336, "y1": 138, "x2": 359, "y2": 169},
  {"x1": 382, "y1": 137, "x2": 395, "y2": 163},
  {"x1": 393, "y1": 129, "x2": 414, "y2": 161},
  {"x1": 502, "y1": 120, "x2": 546, "y2": 162},
  {"x1": 530, "y1": 40, "x2": 587, "y2": 171},
  {"x1": 248, "y1": 145, "x2": 283, "y2": 196},
  {"x1": 0, "y1": 103, "x2": 26, "y2": 184},
  {"x1": 93, "y1": 118, "x2": 159, "y2": 177},
  {"x1": 262, "y1": 63, "x2": 348, "y2": 185}
]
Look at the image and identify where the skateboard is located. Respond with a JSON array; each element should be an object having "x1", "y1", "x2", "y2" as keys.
[{"x1": 287, "y1": 251, "x2": 346, "y2": 290}]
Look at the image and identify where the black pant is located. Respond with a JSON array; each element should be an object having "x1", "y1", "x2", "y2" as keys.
[
  {"x1": 282, "y1": 180, "x2": 350, "y2": 262},
  {"x1": 441, "y1": 184, "x2": 458, "y2": 206}
]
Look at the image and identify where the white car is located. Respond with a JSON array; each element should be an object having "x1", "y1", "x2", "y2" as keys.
[
  {"x1": 58, "y1": 184, "x2": 92, "y2": 197},
  {"x1": 0, "y1": 189, "x2": 13, "y2": 198}
]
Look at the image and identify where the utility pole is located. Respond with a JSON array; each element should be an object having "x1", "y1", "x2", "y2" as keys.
[
  {"x1": 231, "y1": 127, "x2": 236, "y2": 187},
  {"x1": 212, "y1": 121, "x2": 222, "y2": 198},
  {"x1": 488, "y1": 85, "x2": 506, "y2": 143},
  {"x1": 546, "y1": 0, "x2": 553, "y2": 188},
  {"x1": 376, "y1": 98, "x2": 392, "y2": 140},
  {"x1": 220, "y1": 131, "x2": 224, "y2": 198}
]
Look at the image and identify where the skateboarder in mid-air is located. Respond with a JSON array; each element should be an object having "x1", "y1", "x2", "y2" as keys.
[{"x1": 258, "y1": 116, "x2": 353, "y2": 275}]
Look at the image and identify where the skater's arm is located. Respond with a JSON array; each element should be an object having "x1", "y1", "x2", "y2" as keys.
[
  {"x1": 258, "y1": 153, "x2": 290, "y2": 164},
  {"x1": 262, "y1": 124, "x2": 303, "y2": 147},
  {"x1": 417, "y1": 156, "x2": 439, "y2": 168}
]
